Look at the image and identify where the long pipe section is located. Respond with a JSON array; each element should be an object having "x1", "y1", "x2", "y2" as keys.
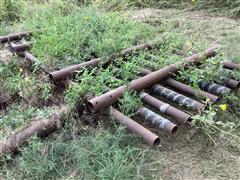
[
  {"x1": 139, "y1": 92, "x2": 191, "y2": 124},
  {"x1": 141, "y1": 69, "x2": 219, "y2": 103},
  {"x1": 111, "y1": 108, "x2": 160, "y2": 146},
  {"x1": 150, "y1": 84, "x2": 205, "y2": 110},
  {"x1": 0, "y1": 31, "x2": 32, "y2": 43},
  {"x1": 87, "y1": 47, "x2": 217, "y2": 113},
  {"x1": 49, "y1": 42, "x2": 155, "y2": 81},
  {"x1": 137, "y1": 107, "x2": 178, "y2": 134}
]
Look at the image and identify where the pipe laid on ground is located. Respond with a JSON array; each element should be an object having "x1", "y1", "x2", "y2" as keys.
[
  {"x1": 139, "y1": 92, "x2": 191, "y2": 124},
  {"x1": 223, "y1": 61, "x2": 239, "y2": 70},
  {"x1": 137, "y1": 107, "x2": 178, "y2": 134},
  {"x1": 0, "y1": 113, "x2": 60, "y2": 157},
  {"x1": 9, "y1": 42, "x2": 32, "y2": 52},
  {"x1": 87, "y1": 47, "x2": 217, "y2": 113},
  {"x1": 150, "y1": 84, "x2": 205, "y2": 110},
  {"x1": 223, "y1": 78, "x2": 240, "y2": 89},
  {"x1": 49, "y1": 42, "x2": 156, "y2": 81},
  {"x1": 141, "y1": 69, "x2": 219, "y2": 103},
  {"x1": 0, "y1": 31, "x2": 32, "y2": 43},
  {"x1": 199, "y1": 80, "x2": 232, "y2": 95},
  {"x1": 18, "y1": 51, "x2": 49, "y2": 73},
  {"x1": 111, "y1": 108, "x2": 160, "y2": 146}
]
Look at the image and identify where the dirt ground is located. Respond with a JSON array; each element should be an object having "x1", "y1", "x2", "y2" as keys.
[{"x1": 129, "y1": 8, "x2": 240, "y2": 180}]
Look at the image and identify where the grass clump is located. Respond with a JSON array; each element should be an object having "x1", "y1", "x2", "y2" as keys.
[
  {"x1": 0, "y1": 126, "x2": 158, "y2": 179},
  {"x1": 21, "y1": 2, "x2": 154, "y2": 68}
]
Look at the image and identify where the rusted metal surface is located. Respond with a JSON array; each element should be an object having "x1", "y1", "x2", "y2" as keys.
[
  {"x1": 111, "y1": 108, "x2": 160, "y2": 146},
  {"x1": 141, "y1": 69, "x2": 219, "y2": 103},
  {"x1": 18, "y1": 51, "x2": 49, "y2": 73},
  {"x1": 199, "y1": 81, "x2": 231, "y2": 95},
  {"x1": 49, "y1": 42, "x2": 156, "y2": 81},
  {"x1": 224, "y1": 78, "x2": 240, "y2": 89},
  {"x1": 0, "y1": 31, "x2": 32, "y2": 43},
  {"x1": 87, "y1": 47, "x2": 217, "y2": 113},
  {"x1": 139, "y1": 92, "x2": 191, "y2": 124},
  {"x1": 185, "y1": 47, "x2": 218, "y2": 64},
  {"x1": 50, "y1": 58, "x2": 101, "y2": 81},
  {"x1": 223, "y1": 61, "x2": 239, "y2": 70},
  {"x1": 87, "y1": 65, "x2": 178, "y2": 113},
  {"x1": 9, "y1": 42, "x2": 31, "y2": 52},
  {"x1": 0, "y1": 113, "x2": 60, "y2": 157},
  {"x1": 137, "y1": 107, "x2": 178, "y2": 134},
  {"x1": 150, "y1": 84, "x2": 205, "y2": 110}
]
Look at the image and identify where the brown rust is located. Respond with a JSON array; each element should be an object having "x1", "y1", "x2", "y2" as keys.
[
  {"x1": 224, "y1": 79, "x2": 240, "y2": 89},
  {"x1": 137, "y1": 107, "x2": 178, "y2": 134},
  {"x1": 0, "y1": 31, "x2": 32, "y2": 43},
  {"x1": 87, "y1": 47, "x2": 218, "y2": 113},
  {"x1": 139, "y1": 92, "x2": 191, "y2": 124},
  {"x1": 141, "y1": 69, "x2": 219, "y2": 103},
  {"x1": 111, "y1": 108, "x2": 160, "y2": 146},
  {"x1": 18, "y1": 51, "x2": 49, "y2": 73},
  {"x1": 0, "y1": 113, "x2": 60, "y2": 157},
  {"x1": 223, "y1": 61, "x2": 239, "y2": 70},
  {"x1": 87, "y1": 65, "x2": 178, "y2": 113},
  {"x1": 9, "y1": 42, "x2": 31, "y2": 52},
  {"x1": 49, "y1": 42, "x2": 156, "y2": 81}
]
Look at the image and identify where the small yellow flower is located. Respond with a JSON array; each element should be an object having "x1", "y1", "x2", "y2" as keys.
[
  {"x1": 219, "y1": 104, "x2": 228, "y2": 111},
  {"x1": 123, "y1": 13, "x2": 128, "y2": 19},
  {"x1": 84, "y1": 16, "x2": 89, "y2": 21},
  {"x1": 19, "y1": 68, "x2": 23, "y2": 73}
]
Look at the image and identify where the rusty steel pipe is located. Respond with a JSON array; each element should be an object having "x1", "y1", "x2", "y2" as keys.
[
  {"x1": 137, "y1": 107, "x2": 178, "y2": 134},
  {"x1": 139, "y1": 92, "x2": 191, "y2": 124},
  {"x1": 18, "y1": 51, "x2": 49, "y2": 73},
  {"x1": 223, "y1": 61, "x2": 239, "y2": 70},
  {"x1": 111, "y1": 108, "x2": 160, "y2": 146},
  {"x1": 141, "y1": 69, "x2": 219, "y2": 103},
  {"x1": 50, "y1": 58, "x2": 101, "y2": 81},
  {"x1": 49, "y1": 42, "x2": 155, "y2": 81},
  {"x1": 87, "y1": 47, "x2": 217, "y2": 113},
  {"x1": 9, "y1": 42, "x2": 31, "y2": 52},
  {"x1": 199, "y1": 81, "x2": 232, "y2": 95},
  {"x1": 87, "y1": 65, "x2": 178, "y2": 113},
  {"x1": 224, "y1": 78, "x2": 240, "y2": 89},
  {"x1": 150, "y1": 84, "x2": 205, "y2": 110},
  {"x1": 0, "y1": 31, "x2": 32, "y2": 43},
  {"x1": 185, "y1": 47, "x2": 217, "y2": 63}
]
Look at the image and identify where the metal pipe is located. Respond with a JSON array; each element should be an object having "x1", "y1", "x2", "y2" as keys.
[
  {"x1": 137, "y1": 107, "x2": 178, "y2": 134},
  {"x1": 49, "y1": 42, "x2": 156, "y2": 81},
  {"x1": 199, "y1": 80, "x2": 231, "y2": 95},
  {"x1": 150, "y1": 84, "x2": 205, "y2": 110},
  {"x1": 0, "y1": 31, "x2": 32, "y2": 43},
  {"x1": 141, "y1": 69, "x2": 219, "y2": 103},
  {"x1": 9, "y1": 42, "x2": 31, "y2": 52},
  {"x1": 87, "y1": 47, "x2": 217, "y2": 113},
  {"x1": 111, "y1": 108, "x2": 160, "y2": 146},
  {"x1": 18, "y1": 51, "x2": 49, "y2": 73},
  {"x1": 139, "y1": 92, "x2": 191, "y2": 124},
  {"x1": 224, "y1": 78, "x2": 240, "y2": 89},
  {"x1": 223, "y1": 61, "x2": 239, "y2": 70}
]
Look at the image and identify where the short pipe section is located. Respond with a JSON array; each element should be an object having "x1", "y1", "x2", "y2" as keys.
[
  {"x1": 137, "y1": 107, "x2": 178, "y2": 134},
  {"x1": 139, "y1": 92, "x2": 191, "y2": 124},
  {"x1": 111, "y1": 108, "x2": 160, "y2": 146}
]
